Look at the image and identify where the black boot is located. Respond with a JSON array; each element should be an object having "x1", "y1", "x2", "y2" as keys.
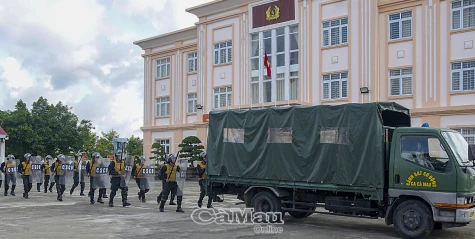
[
  {"x1": 4, "y1": 185, "x2": 8, "y2": 196},
  {"x1": 169, "y1": 194, "x2": 176, "y2": 205},
  {"x1": 157, "y1": 192, "x2": 162, "y2": 204},
  {"x1": 159, "y1": 200, "x2": 166, "y2": 212},
  {"x1": 90, "y1": 191, "x2": 95, "y2": 204},
  {"x1": 80, "y1": 183, "x2": 85, "y2": 196},
  {"x1": 44, "y1": 183, "x2": 48, "y2": 193},
  {"x1": 176, "y1": 196, "x2": 184, "y2": 213},
  {"x1": 37, "y1": 183, "x2": 41, "y2": 192},
  {"x1": 142, "y1": 192, "x2": 146, "y2": 203},
  {"x1": 103, "y1": 190, "x2": 108, "y2": 198},
  {"x1": 109, "y1": 198, "x2": 114, "y2": 207},
  {"x1": 207, "y1": 197, "x2": 213, "y2": 208},
  {"x1": 122, "y1": 189, "x2": 130, "y2": 207},
  {"x1": 49, "y1": 183, "x2": 54, "y2": 193},
  {"x1": 138, "y1": 192, "x2": 142, "y2": 200},
  {"x1": 198, "y1": 191, "x2": 205, "y2": 208},
  {"x1": 10, "y1": 185, "x2": 15, "y2": 196},
  {"x1": 97, "y1": 193, "x2": 104, "y2": 204}
]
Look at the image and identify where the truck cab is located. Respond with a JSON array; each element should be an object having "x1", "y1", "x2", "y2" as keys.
[{"x1": 387, "y1": 127, "x2": 475, "y2": 235}]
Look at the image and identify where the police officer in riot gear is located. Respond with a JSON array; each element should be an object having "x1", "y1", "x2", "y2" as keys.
[
  {"x1": 18, "y1": 153, "x2": 33, "y2": 199},
  {"x1": 87, "y1": 152, "x2": 106, "y2": 204},
  {"x1": 156, "y1": 155, "x2": 176, "y2": 205},
  {"x1": 1, "y1": 154, "x2": 17, "y2": 196},
  {"x1": 70, "y1": 152, "x2": 85, "y2": 196},
  {"x1": 51, "y1": 155, "x2": 67, "y2": 201},
  {"x1": 197, "y1": 152, "x2": 213, "y2": 208},
  {"x1": 158, "y1": 154, "x2": 183, "y2": 212},
  {"x1": 42, "y1": 155, "x2": 52, "y2": 193},
  {"x1": 108, "y1": 153, "x2": 131, "y2": 207},
  {"x1": 132, "y1": 156, "x2": 149, "y2": 202}
]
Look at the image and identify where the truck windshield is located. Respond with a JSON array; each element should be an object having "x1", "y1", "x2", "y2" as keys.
[{"x1": 442, "y1": 131, "x2": 472, "y2": 167}]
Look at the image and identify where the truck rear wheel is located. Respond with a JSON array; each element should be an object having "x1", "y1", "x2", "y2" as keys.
[
  {"x1": 393, "y1": 200, "x2": 434, "y2": 238},
  {"x1": 251, "y1": 191, "x2": 283, "y2": 222}
]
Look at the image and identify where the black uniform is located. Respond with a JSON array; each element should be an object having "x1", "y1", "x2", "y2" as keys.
[
  {"x1": 41, "y1": 161, "x2": 51, "y2": 193},
  {"x1": 156, "y1": 162, "x2": 175, "y2": 205},
  {"x1": 18, "y1": 160, "x2": 32, "y2": 199},
  {"x1": 108, "y1": 159, "x2": 130, "y2": 207},
  {"x1": 86, "y1": 159, "x2": 105, "y2": 204},
  {"x1": 70, "y1": 158, "x2": 85, "y2": 196},
  {"x1": 51, "y1": 160, "x2": 66, "y2": 201},
  {"x1": 158, "y1": 163, "x2": 182, "y2": 212}
]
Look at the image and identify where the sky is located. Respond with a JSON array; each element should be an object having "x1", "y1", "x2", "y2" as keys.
[{"x1": 0, "y1": 0, "x2": 213, "y2": 139}]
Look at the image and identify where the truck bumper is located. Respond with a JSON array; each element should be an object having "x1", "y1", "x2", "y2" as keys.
[{"x1": 456, "y1": 208, "x2": 475, "y2": 223}]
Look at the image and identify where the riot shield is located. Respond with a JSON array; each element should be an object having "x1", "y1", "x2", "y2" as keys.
[
  {"x1": 49, "y1": 159, "x2": 56, "y2": 183},
  {"x1": 31, "y1": 156, "x2": 43, "y2": 184},
  {"x1": 176, "y1": 158, "x2": 188, "y2": 197},
  {"x1": 79, "y1": 159, "x2": 88, "y2": 183},
  {"x1": 5, "y1": 159, "x2": 20, "y2": 186},
  {"x1": 93, "y1": 157, "x2": 110, "y2": 189},
  {"x1": 59, "y1": 156, "x2": 75, "y2": 185},
  {"x1": 120, "y1": 156, "x2": 134, "y2": 187},
  {"x1": 138, "y1": 159, "x2": 155, "y2": 191}
]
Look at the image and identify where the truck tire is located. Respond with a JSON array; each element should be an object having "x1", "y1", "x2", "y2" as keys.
[
  {"x1": 392, "y1": 199, "x2": 434, "y2": 238},
  {"x1": 251, "y1": 191, "x2": 283, "y2": 222}
]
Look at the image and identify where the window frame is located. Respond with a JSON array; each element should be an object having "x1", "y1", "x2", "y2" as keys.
[
  {"x1": 213, "y1": 86, "x2": 232, "y2": 109},
  {"x1": 188, "y1": 52, "x2": 197, "y2": 73},
  {"x1": 155, "y1": 96, "x2": 170, "y2": 117},
  {"x1": 389, "y1": 68, "x2": 413, "y2": 96},
  {"x1": 155, "y1": 139, "x2": 170, "y2": 155},
  {"x1": 322, "y1": 72, "x2": 348, "y2": 100},
  {"x1": 451, "y1": 60, "x2": 475, "y2": 92},
  {"x1": 451, "y1": 0, "x2": 475, "y2": 30},
  {"x1": 214, "y1": 40, "x2": 232, "y2": 65},
  {"x1": 156, "y1": 57, "x2": 170, "y2": 79},
  {"x1": 399, "y1": 135, "x2": 453, "y2": 174},
  {"x1": 322, "y1": 17, "x2": 348, "y2": 47},
  {"x1": 187, "y1": 93, "x2": 197, "y2": 114},
  {"x1": 451, "y1": 127, "x2": 475, "y2": 144},
  {"x1": 250, "y1": 24, "x2": 299, "y2": 104},
  {"x1": 388, "y1": 10, "x2": 413, "y2": 41}
]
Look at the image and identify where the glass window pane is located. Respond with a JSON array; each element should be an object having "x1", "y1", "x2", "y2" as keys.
[
  {"x1": 264, "y1": 38, "x2": 272, "y2": 54},
  {"x1": 402, "y1": 20, "x2": 412, "y2": 38},
  {"x1": 331, "y1": 81, "x2": 340, "y2": 99},
  {"x1": 227, "y1": 93, "x2": 232, "y2": 106},
  {"x1": 331, "y1": 27, "x2": 340, "y2": 45},
  {"x1": 290, "y1": 33, "x2": 298, "y2": 50},
  {"x1": 342, "y1": 26, "x2": 348, "y2": 43},
  {"x1": 342, "y1": 80, "x2": 348, "y2": 98},
  {"x1": 227, "y1": 47, "x2": 232, "y2": 62},
  {"x1": 402, "y1": 77, "x2": 412, "y2": 95},
  {"x1": 323, "y1": 82, "x2": 329, "y2": 99},
  {"x1": 251, "y1": 40, "x2": 259, "y2": 57},
  {"x1": 277, "y1": 35, "x2": 285, "y2": 52},
  {"x1": 264, "y1": 81, "x2": 272, "y2": 102},
  {"x1": 251, "y1": 82, "x2": 259, "y2": 104},
  {"x1": 220, "y1": 49, "x2": 226, "y2": 63},
  {"x1": 251, "y1": 33, "x2": 258, "y2": 40},
  {"x1": 276, "y1": 27, "x2": 285, "y2": 35},
  {"x1": 323, "y1": 30, "x2": 329, "y2": 46},
  {"x1": 277, "y1": 53, "x2": 285, "y2": 67},
  {"x1": 263, "y1": 30, "x2": 271, "y2": 38},
  {"x1": 452, "y1": 71, "x2": 460, "y2": 91},
  {"x1": 290, "y1": 76, "x2": 298, "y2": 100},
  {"x1": 390, "y1": 22, "x2": 399, "y2": 40},
  {"x1": 251, "y1": 58, "x2": 259, "y2": 71},
  {"x1": 390, "y1": 78, "x2": 400, "y2": 95},
  {"x1": 453, "y1": 10, "x2": 461, "y2": 29},
  {"x1": 290, "y1": 51, "x2": 298, "y2": 65},
  {"x1": 220, "y1": 94, "x2": 226, "y2": 107},
  {"x1": 214, "y1": 95, "x2": 219, "y2": 108}
]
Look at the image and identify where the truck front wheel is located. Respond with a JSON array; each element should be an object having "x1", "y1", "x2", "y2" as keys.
[
  {"x1": 251, "y1": 191, "x2": 283, "y2": 222},
  {"x1": 392, "y1": 199, "x2": 434, "y2": 238}
]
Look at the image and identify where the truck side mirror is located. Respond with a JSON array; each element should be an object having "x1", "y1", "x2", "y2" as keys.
[{"x1": 469, "y1": 144, "x2": 475, "y2": 162}]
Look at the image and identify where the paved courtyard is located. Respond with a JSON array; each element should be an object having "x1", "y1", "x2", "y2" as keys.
[{"x1": 0, "y1": 180, "x2": 474, "y2": 239}]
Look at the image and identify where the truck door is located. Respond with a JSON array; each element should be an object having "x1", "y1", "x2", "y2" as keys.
[{"x1": 391, "y1": 134, "x2": 456, "y2": 195}]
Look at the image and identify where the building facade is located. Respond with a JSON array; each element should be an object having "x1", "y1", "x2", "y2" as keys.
[{"x1": 134, "y1": 0, "x2": 475, "y2": 158}]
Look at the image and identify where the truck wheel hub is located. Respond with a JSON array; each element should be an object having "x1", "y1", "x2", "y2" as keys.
[{"x1": 402, "y1": 210, "x2": 422, "y2": 230}]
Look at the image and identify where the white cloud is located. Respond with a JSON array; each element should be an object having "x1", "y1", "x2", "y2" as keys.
[
  {"x1": 2, "y1": 0, "x2": 106, "y2": 46},
  {"x1": 0, "y1": 57, "x2": 34, "y2": 89}
]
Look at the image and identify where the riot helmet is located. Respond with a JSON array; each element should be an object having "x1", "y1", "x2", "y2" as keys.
[{"x1": 24, "y1": 153, "x2": 31, "y2": 160}]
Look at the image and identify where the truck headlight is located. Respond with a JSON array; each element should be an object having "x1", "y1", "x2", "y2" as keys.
[{"x1": 457, "y1": 197, "x2": 467, "y2": 205}]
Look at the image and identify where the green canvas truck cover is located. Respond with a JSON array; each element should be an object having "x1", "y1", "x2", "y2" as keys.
[{"x1": 206, "y1": 102, "x2": 411, "y2": 189}]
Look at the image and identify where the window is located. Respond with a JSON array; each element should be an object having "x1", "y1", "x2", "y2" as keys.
[
  {"x1": 389, "y1": 11, "x2": 412, "y2": 40},
  {"x1": 320, "y1": 128, "x2": 349, "y2": 145},
  {"x1": 452, "y1": 128, "x2": 475, "y2": 144},
  {"x1": 250, "y1": 25, "x2": 299, "y2": 103},
  {"x1": 322, "y1": 17, "x2": 348, "y2": 47},
  {"x1": 155, "y1": 97, "x2": 170, "y2": 117},
  {"x1": 214, "y1": 86, "x2": 232, "y2": 109},
  {"x1": 451, "y1": 0, "x2": 475, "y2": 30},
  {"x1": 389, "y1": 68, "x2": 413, "y2": 96},
  {"x1": 400, "y1": 136, "x2": 451, "y2": 173},
  {"x1": 155, "y1": 139, "x2": 170, "y2": 154},
  {"x1": 187, "y1": 93, "x2": 197, "y2": 114},
  {"x1": 322, "y1": 72, "x2": 348, "y2": 100},
  {"x1": 214, "y1": 41, "x2": 232, "y2": 65},
  {"x1": 156, "y1": 58, "x2": 170, "y2": 78},
  {"x1": 451, "y1": 61, "x2": 475, "y2": 91},
  {"x1": 268, "y1": 128, "x2": 292, "y2": 143},
  {"x1": 223, "y1": 128, "x2": 244, "y2": 143},
  {"x1": 188, "y1": 52, "x2": 197, "y2": 73}
]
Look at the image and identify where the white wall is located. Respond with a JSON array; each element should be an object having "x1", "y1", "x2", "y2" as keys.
[{"x1": 441, "y1": 115, "x2": 475, "y2": 128}]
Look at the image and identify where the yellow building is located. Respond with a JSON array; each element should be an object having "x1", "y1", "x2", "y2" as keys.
[{"x1": 134, "y1": 0, "x2": 475, "y2": 158}]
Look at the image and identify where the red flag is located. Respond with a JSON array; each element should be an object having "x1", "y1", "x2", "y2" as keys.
[{"x1": 264, "y1": 51, "x2": 271, "y2": 78}]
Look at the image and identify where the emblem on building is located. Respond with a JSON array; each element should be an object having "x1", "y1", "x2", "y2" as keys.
[{"x1": 266, "y1": 5, "x2": 280, "y2": 21}]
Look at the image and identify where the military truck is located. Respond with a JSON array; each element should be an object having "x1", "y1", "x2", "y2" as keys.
[{"x1": 205, "y1": 102, "x2": 475, "y2": 238}]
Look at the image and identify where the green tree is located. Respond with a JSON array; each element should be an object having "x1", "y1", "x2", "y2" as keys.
[
  {"x1": 150, "y1": 142, "x2": 166, "y2": 161},
  {"x1": 2, "y1": 100, "x2": 35, "y2": 159},
  {"x1": 77, "y1": 120, "x2": 98, "y2": 156},
  {"x1": 126, "y1": 135, "x2": 143, "y2": 157},
  {"x1": 95, "y1": 129, "x2": 119, "y2": 157},
  {"x1": 178, "y1": 136, "x2": 204, "y2": 163}
]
